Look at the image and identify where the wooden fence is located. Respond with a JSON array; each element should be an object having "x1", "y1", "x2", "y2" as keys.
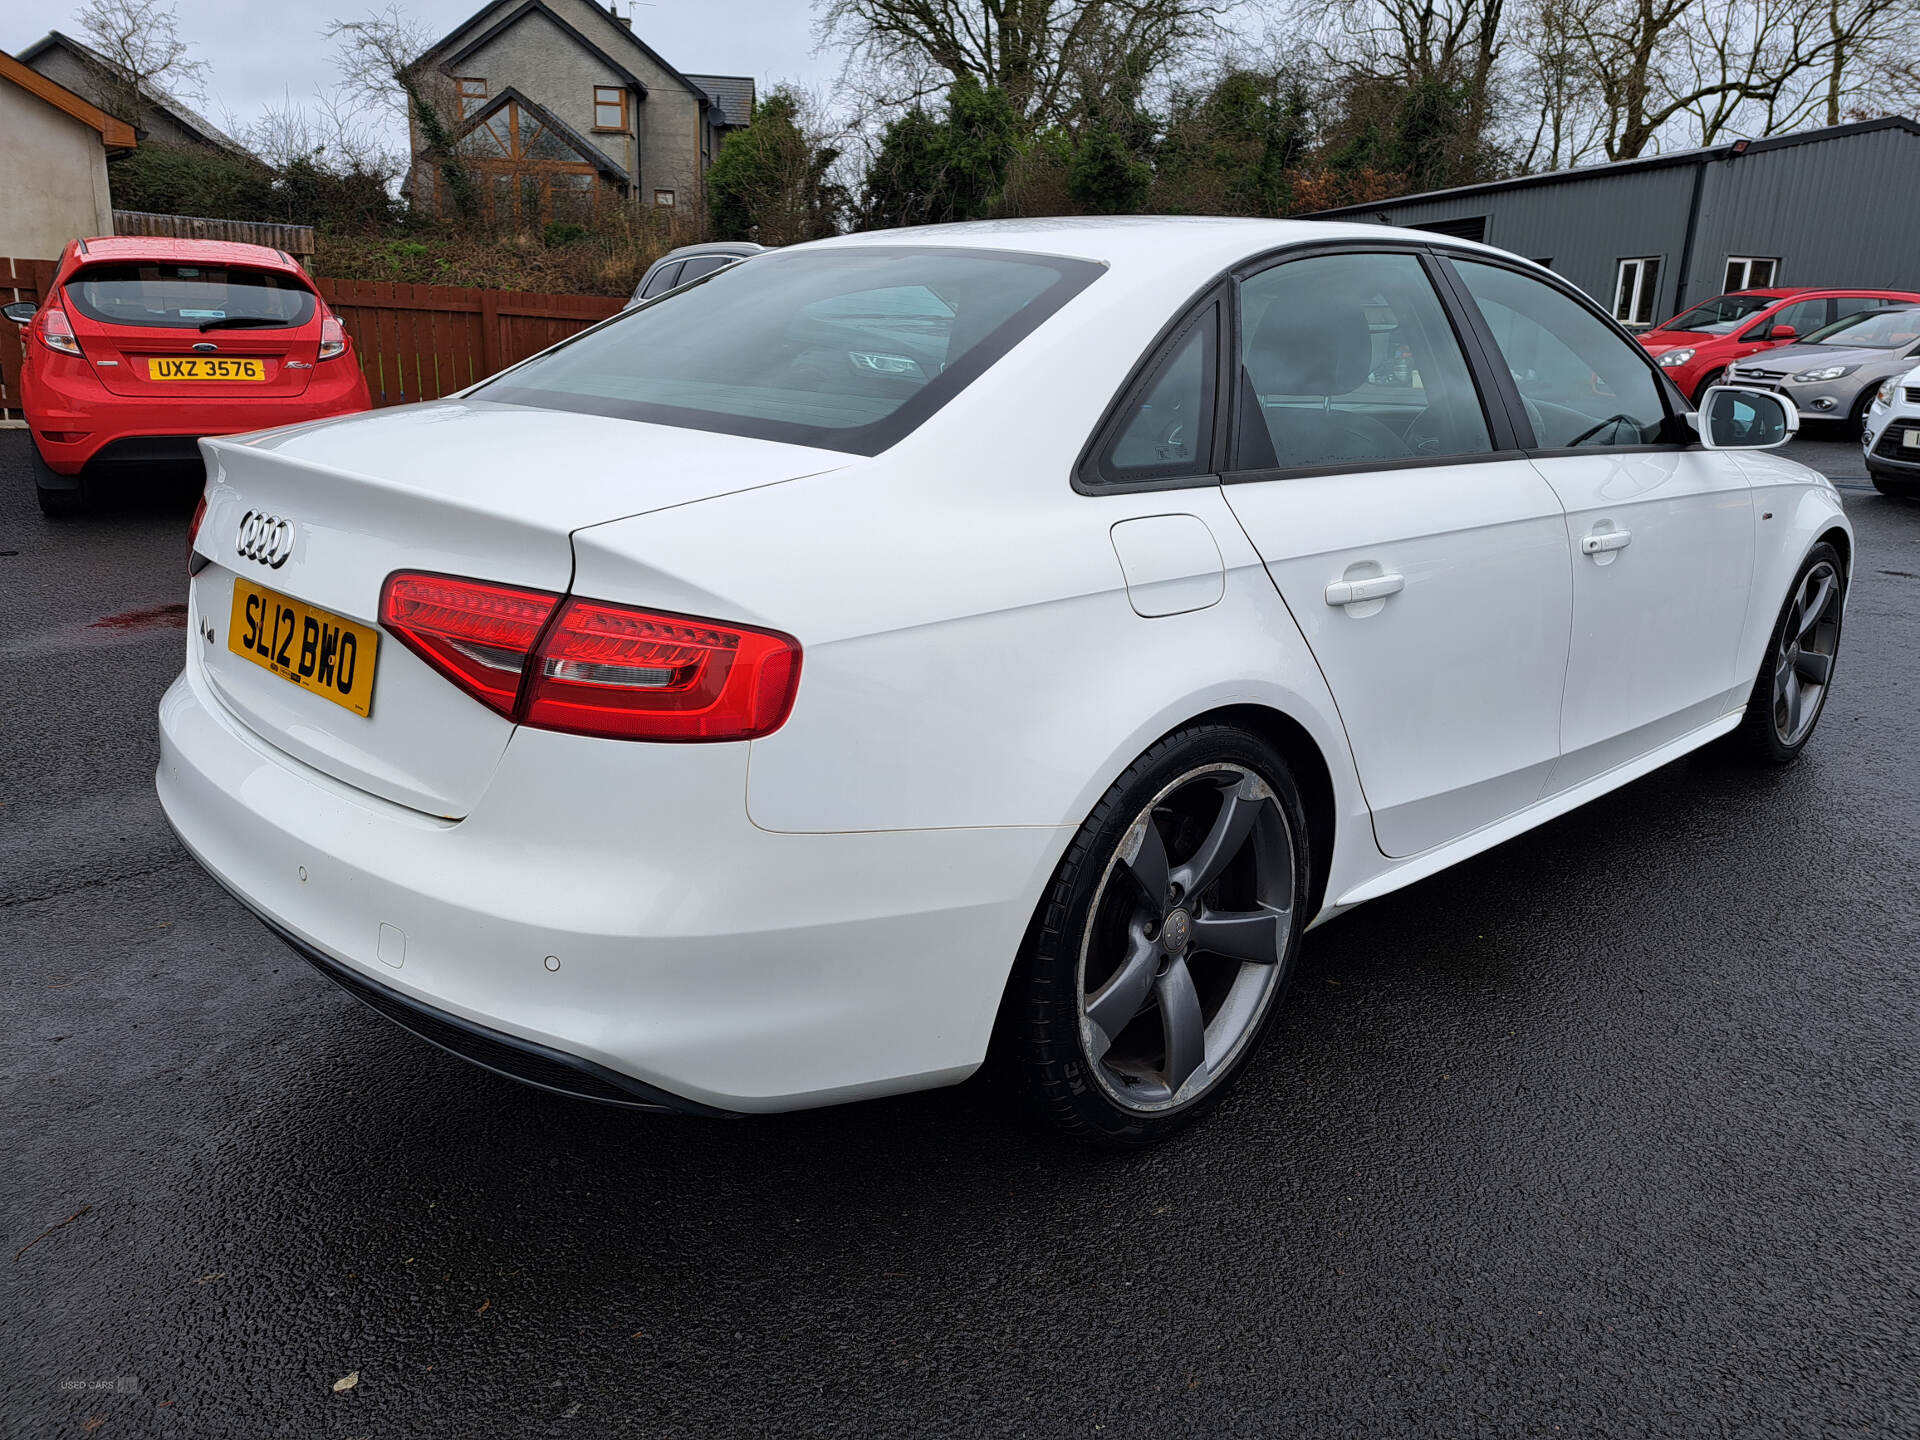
[
  {"x1": 314, "y1": 279, "x2": 622, "y2": 407},
  {"x1": 0, "y1": 255, "x2": 622, "y2": 421},
  {"x1": 114, "y1": 211, "x2": 317, "y2": 268}
]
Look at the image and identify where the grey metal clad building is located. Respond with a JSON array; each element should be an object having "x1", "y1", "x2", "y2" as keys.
[{"x1": 1308, "y1": 117, "x2": 1920, "y2": 330}]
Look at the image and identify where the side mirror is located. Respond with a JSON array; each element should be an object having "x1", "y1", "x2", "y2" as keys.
[
  {"x1": 2, "y1": 301, "x2": 36, "y2": 325},
  {"x1": 1695, "y1": 385, "x2": 1797, "y2": 450},
  {"x1": 1768, "y1": 324, "x2": 1797, "y2": 341}
]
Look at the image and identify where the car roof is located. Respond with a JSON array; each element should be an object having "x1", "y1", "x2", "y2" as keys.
[
  {"x1": 64, "y1": 235, "x2": 306, "y2": 274},
  {"x1": 658, "y1": 242, "x2": 763, "y2": 261},
  {"x1": 793, "y1": 216, "x2": 1515, "y2": 278},
  {"x1": 1717, "y1": 286, "x2": 1920, "y2": 301}
]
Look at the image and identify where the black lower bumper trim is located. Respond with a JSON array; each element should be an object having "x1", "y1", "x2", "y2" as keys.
[{"x1": 258, "y1": 916, "x2": 735, "y2": 1116}]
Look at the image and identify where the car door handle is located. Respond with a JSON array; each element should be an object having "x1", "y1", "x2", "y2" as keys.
[
  {"x1": 1324, "y1": 573, "x2": 1405, "y2": 606},
  {"x1": 1580, "y1": 529, "x2": 1633, "y2": 555}
]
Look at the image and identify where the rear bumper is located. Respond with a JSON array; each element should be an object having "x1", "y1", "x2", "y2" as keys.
[
  {"x1": 156, "y1": 649, "x2": 1067, "y2": 1114},
  {"x1": 26, "y1": 366, "x2": 372, "y2": 474}
]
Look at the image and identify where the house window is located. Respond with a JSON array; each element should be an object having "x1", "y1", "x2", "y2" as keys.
[
  {"x1": 654, "y1": 189, "x2": 676, "y2": 207},
  {"x1": 458, "y1": 77, "x2": 488, "y2": 119},
  {"x1": 1724, "y1": 256, "x2": 1779, "y2": 292},
  {"x1": 593, "y1": 86, "x2": 628, "y2": 132},
  {"x1": 455, "y1": 97, "x2": 607, "y2": 227},
  {"x1": 1613, "y1": 256, "x2": 1662, "y2": 328}
]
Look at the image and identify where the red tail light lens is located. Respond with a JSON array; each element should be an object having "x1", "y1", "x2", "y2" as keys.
[
  {"x1": 318, "y1": 312, "x2": 347, "y2": 360},
  {"x1": 524, "y1": 599, "x2": 802, "y2": 740},
  {"x1": 187, "y1": 494, "x2": 208, "y2": 575},
  {"x1": 380, "y1": 573, "x2": 560, "y2": 718},
  {"x1": 39, "y1": 307, "x2": 81, "y2": 356},
  {"x1": 379, "y1": 571, "x2": 801, "y2": 741}
]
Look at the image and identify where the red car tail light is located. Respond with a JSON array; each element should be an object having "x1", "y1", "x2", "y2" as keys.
[
  {"x1": 318, "y1": 313, "x2": 347, "y2": 360},
  {"x1": 380, "y1": 572, "x2": 561, "y2": 718},
  {"x1": 187, "y1": 494, "x2": 208, "y2": 575},
  {"x1": 523, "y1": 599, "x2": 802, "y2": 741},
  {"x1": 39, "y1": 307, "x2": 81, "y2": 356},
  {"x1": 379, "y1": 571, "x2": 801, "y2": 741}
]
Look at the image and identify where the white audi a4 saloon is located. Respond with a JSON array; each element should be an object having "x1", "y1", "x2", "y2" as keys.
[{"x1": 159, "y1": 218, "x2": 1851, "y2": 1145}]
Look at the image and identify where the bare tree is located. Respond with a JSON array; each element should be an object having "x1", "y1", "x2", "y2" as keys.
[
  {"x1": 74, "y1": 0, "x2": 210, "y2": 124},
  {"x1": 325, "y1": 5, "x2": 475, "y2": 218},
  {"x1": 815, "y1": 0, "x2": 1231, "y2": 124}
]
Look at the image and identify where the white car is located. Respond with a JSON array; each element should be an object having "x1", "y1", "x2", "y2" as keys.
[
  {"x1": 159, "y1": 218, "x2": 1850, "y2": 1146},
  {"x1": 1862, "y1": 362, "x2": 1920, "y2": 498}
]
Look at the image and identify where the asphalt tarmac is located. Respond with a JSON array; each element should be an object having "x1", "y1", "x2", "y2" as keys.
[{"x1": 3, "y1": 429, "x2": 1916, "y2": 1438}]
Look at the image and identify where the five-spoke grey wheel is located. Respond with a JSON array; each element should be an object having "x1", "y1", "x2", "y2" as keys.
[
  {"x1": 1772, "y1": 560, "x2": 1841, "y2": 746},
  {"x1": 1076, "y1": 763, "x2": 1295, "y2": 1113}
]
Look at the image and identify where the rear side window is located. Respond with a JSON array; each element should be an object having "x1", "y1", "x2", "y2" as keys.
[
  {"x1": 483, "y1": 246, "x2": 1103, "y2": 455},
  {"x1": 64, "y1": 263, "x2": 316, "y2": 331},
  {"x1": 1098, "y1": 303, "x2": 1218, "y2": 483},
  {"x1": 1452, "y1": 259, "x2": 1670, "y2": 450},
  {"x1": 675, "y1": 255, "x2": 735, "y2": 284},
  {"x1": 638, "y1": 261, "x2": 685, "y2": 299}
]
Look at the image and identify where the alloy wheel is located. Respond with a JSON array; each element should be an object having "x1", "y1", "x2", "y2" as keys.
[
  {"x1": 1076, "y1": 763, "x2": 1295, "y2": 1113},
  {"x1": 1773, "y1": 560, "x2": 1842, "y2": 746}
]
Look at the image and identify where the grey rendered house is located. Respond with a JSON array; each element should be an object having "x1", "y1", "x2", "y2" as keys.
[
  {"x1": 1308, "y1": 117, "x2": 1920, "y2": 331},
  {"x1": 17, "y1": 30, "x2": 253, "y2": 160},
  {"x1": 410, "y1": 0, "x2": 754, "y2": 227}
]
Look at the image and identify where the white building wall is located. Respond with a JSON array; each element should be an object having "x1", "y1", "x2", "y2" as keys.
[{"x1": 0, "y1": 83, "x2": 112, "y2": 258}]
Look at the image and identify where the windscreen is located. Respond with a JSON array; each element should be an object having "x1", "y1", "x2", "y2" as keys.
[
  {"x1": 1665, "y1": 294, "x2": 1777, "y2": 334},
  {"x1": 479, "y1": 246, "x2": 1104, "y2": 454},
  {"x1": 1803, "y1": 307, "x2": 1920, "y2": 348},
  {"x1": 65, "y1": 263, "x2": 317, "y2": 331}
]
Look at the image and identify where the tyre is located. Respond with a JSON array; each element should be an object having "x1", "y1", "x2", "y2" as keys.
[
  {"x1": 1729, "y1": 542, "x2": 1846, "y2": 765},
  {"x1": 1693, "y1": 369, "x2": 1725, "y2": 402},
  {"x1": 1011, "y1": 723, "x2": 1311, "y2": 1146},
  {"x1": 1846, "y1": 386, "x2": 1876, "y2": 440},
  {"x1": 29, "y1": 443, "x2": 88, "y2": 518},
  {"x1": 1869, "y1": 470, "x2": 1917, "y2": 499}
]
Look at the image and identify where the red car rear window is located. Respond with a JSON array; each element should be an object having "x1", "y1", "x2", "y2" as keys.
[{"x1": 64, "y1": 262, "x2": 316, "y2": 332}]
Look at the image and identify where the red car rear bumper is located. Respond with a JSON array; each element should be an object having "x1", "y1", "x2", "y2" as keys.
[{"x1": 25, "y1": 355, "x2": 372, "y2": 476}]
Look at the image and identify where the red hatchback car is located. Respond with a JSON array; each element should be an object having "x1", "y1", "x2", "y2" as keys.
[
  {"x1": 7, "y1": 236, "x2": 371, "y2": 515},
  {"x1": 1637, "y1": 285, "x2": 1920, "y2": 402}
]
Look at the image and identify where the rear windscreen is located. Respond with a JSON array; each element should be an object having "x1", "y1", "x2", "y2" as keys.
[
  {"x1": 480, "y1": 246, "x2": 1104, "y2": 455},
  {"x1": 65, "y1": 263, "x2": 317, "y2": 332}
]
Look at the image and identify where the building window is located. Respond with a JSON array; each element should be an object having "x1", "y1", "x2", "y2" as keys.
[
  {"x1": 1613, "y1": 256, "x2": 1662, "y2": 328},
  {"x1": 654, "y1": 189, "x2": 676, "y2": 207},
  {"x1": 593, "y1": 86, "x2": 628, "y2": 132},
  {"x1": 458, "y1": 77, "x2": 488, "y2": 119},
  {"x1": 1724, "y1": 256, "x2": 1779, "y2": 292}
]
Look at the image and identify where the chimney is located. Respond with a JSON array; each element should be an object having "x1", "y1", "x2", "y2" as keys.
[{"x1": 610, "y1": 3, "x2": 632, "y2": 26}]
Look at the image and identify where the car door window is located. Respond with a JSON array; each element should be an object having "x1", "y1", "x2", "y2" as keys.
[
  {"x1": 1100, "y1": 303, "x2": 1218, "y2": 482},
  {"x1": 1754, "y1": 298, "x2": 1828, "y2": 340},
  {"x1": 1235, "y1": 252, "x2": 1492, "y2": 470},
  {"x1": 638, "y1": 261, "x2": 684, "y2": 298},
  {"x1": 1451, "y1": 259, "x2": 1670, "y2": 450}
]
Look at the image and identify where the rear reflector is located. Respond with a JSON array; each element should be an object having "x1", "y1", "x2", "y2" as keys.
[{"x1": 379, "y1": 572, "x2": 800, "y2": 741}]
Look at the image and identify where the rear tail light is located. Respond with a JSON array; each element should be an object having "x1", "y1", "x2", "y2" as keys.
[
  {"x1": 187, "y1": 494, "x2": 208, "y2": 575},
  {"x1": 318, "y1": 312, "x2": 347, "y2": 360},
  {"x1": 39, "y1": 307, "x2": 81, "y2": 356},
  {"x1": 379, "y1": 571, "x2": 801, "y2": 741}
]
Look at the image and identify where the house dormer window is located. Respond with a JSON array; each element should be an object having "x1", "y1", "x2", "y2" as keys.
[
  {"x1": 593, "y1": 86, "x2": 629, "y2": 132},
  {"x1": 458, "y1": 77, "x2": 488, "y2": 119}
]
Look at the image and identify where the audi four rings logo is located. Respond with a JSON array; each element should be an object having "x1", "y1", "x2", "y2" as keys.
[{"x1": 236, "y1": 511, "x2": 295, "y2": 568}]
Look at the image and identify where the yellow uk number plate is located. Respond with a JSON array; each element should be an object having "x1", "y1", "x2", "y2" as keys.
[
  {"x1": 150, "y1": 357, "x2": 266, "y2": 381},
  {"x1": 229, "y1": 578, "x2": 378, "y2": 716}
]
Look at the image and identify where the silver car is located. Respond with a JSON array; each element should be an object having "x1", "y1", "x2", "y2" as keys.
[
  {"x1": 627, "y1": 241, "x2": 764, "y2": 306},
  {"x1": 1726, "y1": 304, "x2": 1920, "y2": 433}
]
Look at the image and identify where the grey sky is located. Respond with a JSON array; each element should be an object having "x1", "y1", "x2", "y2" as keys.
[{"x1": 5, "y1": 0, "x2": 841, "y2": 147}]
